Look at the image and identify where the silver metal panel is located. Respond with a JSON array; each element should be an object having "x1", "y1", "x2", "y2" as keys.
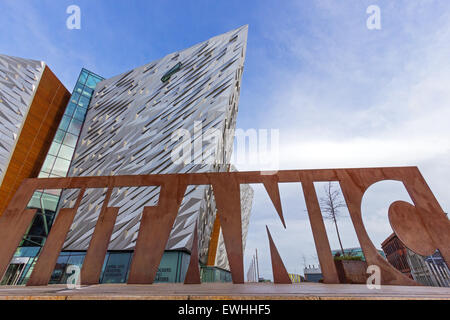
[
  {"x1": 0, "y1": 54, "x2": 44, "y2": 185},
  {"x1": 62, "y1": 26, "x2": 249, "y2": 262}
]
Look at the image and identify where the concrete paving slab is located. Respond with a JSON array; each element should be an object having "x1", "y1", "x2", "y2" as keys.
[{"x1": 0, "y1": 283, "x2": 449, "y2": 300}]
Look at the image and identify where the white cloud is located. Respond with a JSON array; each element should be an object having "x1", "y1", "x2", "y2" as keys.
[{"x1": 241, "y1": 1, "x2": 450, "y2": 279}]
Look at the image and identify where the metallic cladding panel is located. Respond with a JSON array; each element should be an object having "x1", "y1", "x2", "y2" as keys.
[
  {"x1": 214, "y1": 182, "x2": 254, "y2": 271},
  {"x1": 0, "y1": 54, "x2": 44, "y2": 185},
  {"x1": 62, "y1": 26, "x2": 249, "y2": 260}
]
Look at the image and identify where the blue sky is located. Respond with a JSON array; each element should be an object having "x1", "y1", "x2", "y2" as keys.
[{"x1": 1, "y1": 0, "x2": 449, "y2": 280}]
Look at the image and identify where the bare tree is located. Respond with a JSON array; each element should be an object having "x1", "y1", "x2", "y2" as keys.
[{"x1": 319, "y1": 182, "x2": 347, "y2": 256}]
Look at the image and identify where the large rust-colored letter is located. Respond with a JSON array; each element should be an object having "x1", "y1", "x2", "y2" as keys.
[{"x1": 127, "y1": 177, "x2": 187, "y2": 284}]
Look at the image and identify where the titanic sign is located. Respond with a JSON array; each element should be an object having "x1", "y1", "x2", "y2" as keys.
[{"x1": 0, "y1": 167, "x2": 448, "y2": 286}]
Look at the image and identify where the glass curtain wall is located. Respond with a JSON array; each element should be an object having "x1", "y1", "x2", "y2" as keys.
[
  {"x1": 47, "y1": 251, "x2": 191, "y2": 285},
  {"x1": 23, "y1": 69, "x2": 104, "y2": 247}
]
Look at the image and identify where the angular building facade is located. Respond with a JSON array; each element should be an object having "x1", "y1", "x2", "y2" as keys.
[
  {"x1": 211, "y1": 167, "x2": 254, "y2": 271},
  {"x1": 25, "y1": 69, "x2": 104, "y2": 247},
  {"x1": 0, "y1": 55, "x2": 70, "y2": 216},
  {"x1": 60, "y1": 25, "x2": 249, "y2": 254},
  {"x1": 0, "y1": 67, "x2": 103, "y2": 286},
  {"x1": 1, "y1": 26, "x2": 254, "y2": 285}
]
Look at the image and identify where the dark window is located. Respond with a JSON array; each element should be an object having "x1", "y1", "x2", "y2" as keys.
[{"x1": 161, "y1": 62, "x2": 182, "y2": 82}]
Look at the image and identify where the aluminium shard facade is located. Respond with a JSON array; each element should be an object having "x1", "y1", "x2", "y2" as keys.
[
  {"x1": 0, "y1": 55, "x2": 44, "y2": 183},
  {"x1": 60, "y1": 26, "x2": 253, "y2": 265},
  {"x1": 0, "y1": 54, "x2": 70, "y2": 215}
]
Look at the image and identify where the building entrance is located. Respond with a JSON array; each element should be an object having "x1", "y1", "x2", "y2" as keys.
[{"x1": 0, "y1": 257, "x2": 29, "y2": 285}]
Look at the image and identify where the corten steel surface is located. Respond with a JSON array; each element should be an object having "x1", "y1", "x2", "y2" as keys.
[
  {"x1": 206, "y1": 218, "x2": 221, "y2": 266},
  {"x1": 302, "y1": 179, "x2": 340, "y2": 284},
  {"x1": 0, "y1": 65, "x2": 70, "y2": 215},
  {"x1": 127, "y1": 176, "x2": 187, "y2": 284},
  {"x1": 26, "y1": 190, "x2": 85, "y2": 286},
  {"x1": 262, "y1": 176, "x2": 286, "y2": 228},
  {"x1": 0, "y1": 181, "x2": 37, "y2": 273},
  {"x1": 184, "y1": 222, "x2": 201, "y2": 284},
  {"x1": 266, "y1": 226, "x2": 291, "y2": 284},
  {"x1": 211, "y1": 175, "x2": 245, "y2": 284},
  {"x1": 81, "y1": 187, "x2": 119, "y2": 285},
  {"x1": 0, "y1": 166, "x2": 449, "y2": 286}
]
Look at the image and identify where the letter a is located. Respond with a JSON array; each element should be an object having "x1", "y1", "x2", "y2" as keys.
[
  {"x1": 66, "y1": 5, "x2": 81, "y2": 30},
  {"x1": 366, "y1": 265, "x2": 381, "y2": 289},
  {"x1": 66, "y1": 265, "x2": 81, "y2": 289},
  {"x1": 366, "y1": 5, "x2": 381, "y2": 30}
]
